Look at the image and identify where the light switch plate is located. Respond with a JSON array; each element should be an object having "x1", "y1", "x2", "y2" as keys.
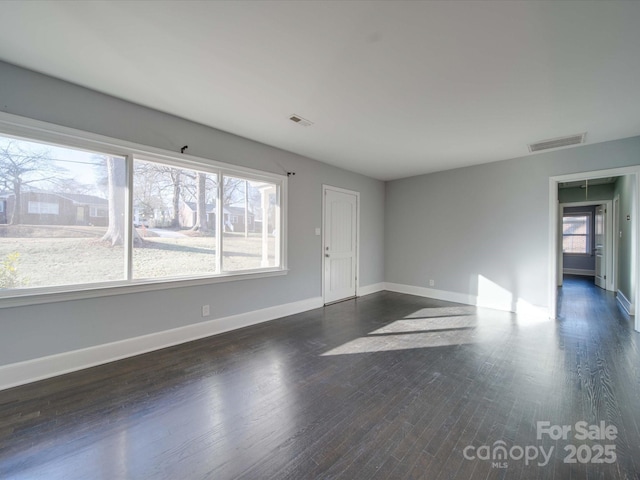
[{"x1": 315, "y1": 228, "x2": 321, "y2": 236}]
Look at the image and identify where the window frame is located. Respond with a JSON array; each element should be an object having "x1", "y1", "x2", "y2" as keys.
[
  {"x1": 89, "y1": 206, "x2": 107, "y2": 218},
  {"x1": 562, "y1": 212, "x2": 592, "y2": 256},
  {"x1": 27, "y1": 201, "x2": 60, "y2": 215},
  {"x1": 0, "y1": 112, "x2": 288, "y2": 308}
]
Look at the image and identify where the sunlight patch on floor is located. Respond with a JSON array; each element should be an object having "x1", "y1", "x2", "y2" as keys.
[
  {"x1": 369, "y1": 316, "x2": 477, "y2": 335},
  {"x1": 476, "y1": 275, "x2": 550, "y2": 326},
  {"x1": 403, "y1": 306, "x2": 477, "y2": 318},
  {"x1": 321, "y1": 327, "x2": 478, "y2": 356},
  {"x1": 321, "y1": 294, "x2": 547, "y2": 356}
]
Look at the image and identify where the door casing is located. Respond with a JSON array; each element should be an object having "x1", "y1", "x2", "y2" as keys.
[{"x1": 594, "y1": 204, "x2": 606, "y2": 289}]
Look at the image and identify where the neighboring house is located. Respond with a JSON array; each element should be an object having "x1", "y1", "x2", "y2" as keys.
[
  {"x1": 0, "y1": 190, "x2": 109, "y2": 226},
  {"x1": 225, "y1": 206, "x2": 256, "y2": 233},
  {"x1": 179, "y1": 201, "x2": 216, "y2": 229},
  {"x1": 180, "y1": 201, "x2": 255, "y2": 232}
]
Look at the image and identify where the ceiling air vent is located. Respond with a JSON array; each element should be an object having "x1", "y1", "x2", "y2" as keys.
[
  {"x1": 528, "y1": 133, "x2": 586, "y2": 153},
  {"x1": 289, "y1": 114, "x2": 313, "y2": 127}
]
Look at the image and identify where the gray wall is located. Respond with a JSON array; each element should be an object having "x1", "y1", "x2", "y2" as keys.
[
  {"x1": 615, "y1": 175, "x2": 634, "y2": 301},
  {"x1": 562, "y1": 205, "x2": 596, "y2": 273},
  {"x1": 0, "y1": 61, "x2": 385, "y2": 366},
  {"x1": 385, "y1": 137, "x2": 640, "y2": 309}
]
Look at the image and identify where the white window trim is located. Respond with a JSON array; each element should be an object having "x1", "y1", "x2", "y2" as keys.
[{"x1": 0, "y1": 111, "x2": 288, "y2": 308}]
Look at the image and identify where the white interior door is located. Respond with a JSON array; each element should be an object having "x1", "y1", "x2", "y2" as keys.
[
  {"x1": 323, "y1": 187, "x2": 358, "y2": 304},
  {"x1": 595, "y1": 204, "x2": 606, "y2": 289}
]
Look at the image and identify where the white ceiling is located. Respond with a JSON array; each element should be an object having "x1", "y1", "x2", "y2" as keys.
[{"x1": 1, "y1": 1, "x2": 640, "y2": 181}]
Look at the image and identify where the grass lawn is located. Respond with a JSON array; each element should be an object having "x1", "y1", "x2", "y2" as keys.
[{"x1": 0, "y1": 226, "x2": 276, "y2": 289}]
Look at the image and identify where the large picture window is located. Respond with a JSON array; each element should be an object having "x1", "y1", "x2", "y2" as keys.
[{"x1": 0, "y1": 120, "x2": 286, "y2": 300}]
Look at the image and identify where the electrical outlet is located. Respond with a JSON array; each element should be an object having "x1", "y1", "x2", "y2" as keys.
[
  {"x1": 429, "y1": 279, "x2": 435, "y2": 287},
  {"x1": 202, "y1": 304, "x2": 210, "y2": 317}
]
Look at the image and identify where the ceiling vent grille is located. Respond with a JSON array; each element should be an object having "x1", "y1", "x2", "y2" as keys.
[
  {"x1": 289, "y1": 114, "x2": 313, "y2": 127},
  {"x1": 528, "y1": 133, "x2": 586, "y2": 153}
]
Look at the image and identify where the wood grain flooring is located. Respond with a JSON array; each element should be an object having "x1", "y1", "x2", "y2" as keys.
[{"x1": 1, "y1": 276, "x2": 639, "y2": 479}]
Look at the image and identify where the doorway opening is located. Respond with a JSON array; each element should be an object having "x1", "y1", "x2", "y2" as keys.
[
  {"x1": 549, "y1": 167, "x2": 640, "y2": 332},
  {"x1": 558, "y1": 195, "x2": 613, "y2": 291}
]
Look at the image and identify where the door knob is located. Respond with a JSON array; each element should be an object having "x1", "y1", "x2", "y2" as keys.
[{"x1": 325, "y1": 253, "x2": 330, "y2": 257}]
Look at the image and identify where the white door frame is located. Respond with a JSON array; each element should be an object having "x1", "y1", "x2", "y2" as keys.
[
  {"x1": 322, "y1": 185, "x2": 360, "y2": 304},
  {"x1": 548, "y1": 166, "x2": 640, "y2": 332},
  {"x1": 613, "y1": 194, "x2": 620, "y2": 292},
  {"x1": 558, "y1": 200, "x2": 613, "y2": 291}
]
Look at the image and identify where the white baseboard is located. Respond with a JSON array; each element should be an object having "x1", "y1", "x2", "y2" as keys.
[
  {"x1": 384, "y1": 282, "x2": 549, "y2": 319},
  {"x1": 358, "y1": 282, "x2": 385, "y2": 297},
  {"x1": 563, "y1": 268, "x2": 596, "y2": 276},
  {"x1": 0, "y1": 296, "x2": 323, "y2": 391},
  {"x1": 616, "y1": 290, "x2": 635, "y2": 315}
]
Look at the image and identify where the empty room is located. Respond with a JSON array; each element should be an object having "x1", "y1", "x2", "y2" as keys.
[{"x1": 1, "y1": 1, "x2": 640, "y2": 479}]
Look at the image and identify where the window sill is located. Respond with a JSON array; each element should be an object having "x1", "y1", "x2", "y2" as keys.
[{"x1": 0, "y1": 269, "x2": 289, "y2": 309}]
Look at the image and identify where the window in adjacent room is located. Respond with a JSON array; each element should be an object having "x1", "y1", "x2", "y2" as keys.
[{"x1": 562, "y1": 214, "x2": 591, "y2": 254}]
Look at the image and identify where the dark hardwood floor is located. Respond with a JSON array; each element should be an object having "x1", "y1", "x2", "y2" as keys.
[{"x1": 1, "y1": 277, "x2": 639, "y2": 479}]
